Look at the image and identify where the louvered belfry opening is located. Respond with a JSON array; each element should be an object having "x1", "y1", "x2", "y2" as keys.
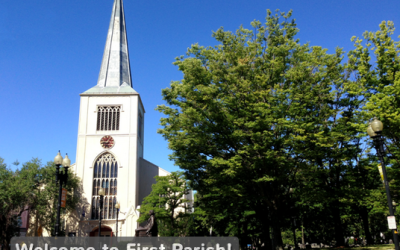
[
  {"x1": 96, "y1": 106, "x2": 121, "y2": 131},
  {"x1": 91, "y1": 153, "x2": 118, "y2": 220}
]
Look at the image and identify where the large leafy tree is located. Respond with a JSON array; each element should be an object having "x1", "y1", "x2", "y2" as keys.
[
  {"x1": 138, "y1": 171, "x2": 192, "y2": 236},
  {"x1": 30, "y1": 161, "x2": 80, "y2": 236},
  {"x1": 348, "y1": 21, "x2": 400, "y2": 145},
  {"x1": 348, "y1": 20, "x2": 400, "y2": 186},
  {"x1": 0, "y1": 157, "x2": 80, "y2": 248},
  {"x1": 346, "y1": 20, "x2": 400, "y2": 243},
  {"x1": 157, "y1": 10, "x2": 345, "y2": 249},
  {"x1": 294, "y1": 60, "x2": 375, "y2": 246},
  {"x1": 194, "y1": 189, "x2": 265, "y2": 249},
  {"x1": 0, "y1": 158, "x2": 36, "y2": 250},
  {"x1": 290, "y1": 21, "x2": 400, "y2": 246}
]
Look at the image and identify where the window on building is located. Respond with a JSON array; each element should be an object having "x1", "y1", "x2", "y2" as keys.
[
  {"x1": 96, "y1": 106, "x2": 121, "y2": 131},
  {"x1": 138, "y1": 114, "x2": 143, "y2": 141},
  {"x1": 91, "y1": 153, "x2": 118, "y2": 220},
  {"x1": 17, "y1": 216, "x2": 22, "y2": 227}
]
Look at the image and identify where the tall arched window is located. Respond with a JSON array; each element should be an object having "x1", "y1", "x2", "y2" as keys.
[{"x1": 91, "y1": 153, "x2": 118, "y2": 220}]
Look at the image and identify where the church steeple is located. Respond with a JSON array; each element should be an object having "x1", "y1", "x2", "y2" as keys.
[{"x1": 84, "y1": 0, "x2": 136, "y2": 94}]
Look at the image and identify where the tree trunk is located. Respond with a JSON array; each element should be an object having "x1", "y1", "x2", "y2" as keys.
[
  {"x1": 256, "y1": 204, "x2": 272, "y2": 250},
  {"x1": 359, "y1": 206, "x2": 373, "y2": 244},
  {"x1": 272, "y1": 223, "x2": 284, "y2": 250},
  {"x1": 332, "y1": 202, "x2": 345, "y2": 246},
  {"x1": 0, "y1": 215, "x2": 11, "y2": 250},
  {"x1": 270, "y1": 206, "x2": 283, "y2": 250}
]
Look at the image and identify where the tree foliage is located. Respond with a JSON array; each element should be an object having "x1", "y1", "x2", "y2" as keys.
[
  {"x1": 31, "y1": 161, "x2": 80, "y2": 236},
  {"x1": 346, "y1": 20, "x2": 400, "y2": 242},
  {"x1": 138, "y1": 171, "x2": 192, "y2": 236},
  {"x1": 157, "y1": 10, "x2": 400, "y2": 248},
  {"x1": 0, "y1": 157, "x2": 80, "y2": 249},
  {"x1": 348, "y1": 20, "x2": 400, "y2": 190},
  {"x1": 157, "y1": 9, "x2": 350, "y2": 249}
]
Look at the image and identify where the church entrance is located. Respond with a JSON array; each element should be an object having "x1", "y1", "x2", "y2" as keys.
[{"x1": 89, "y1": 226, "x2": 113, "y2": 237}]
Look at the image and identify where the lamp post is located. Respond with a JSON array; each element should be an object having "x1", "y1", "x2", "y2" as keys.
[
  {"x1": 115, "y1": 203, "x2": 120, "y2": 238},
  {"x1": 98, "y1": 188, "x2": 105, "y2": 237},
  {"x1": 367, "y1": 118, "x2": 399, "y2": 250},
  {"x1": 53, "y1": 151, "x2": 71, "y2": 237}
]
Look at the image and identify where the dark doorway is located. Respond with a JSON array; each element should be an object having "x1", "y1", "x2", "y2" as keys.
[{"x1": 89, "y1": 226, "x2": 113, "y2": 237}]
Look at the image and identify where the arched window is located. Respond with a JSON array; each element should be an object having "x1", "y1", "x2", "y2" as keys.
[
  {"x1": 108, "y1": 198, "x2": 113, "y2": 218},
  {"x1": 105, "y1": 180, "x2": 109, "y2": 195},
  {"x1": 91, "y1": 153, "x2": 118, "y2": 220},
  {"x1": 92, "y1": 180, "x2": 96, "y2": 196},
  {"x1": 94, "y1": 163, "x2": 98, "y2": 178},
  {"x1": 113, "y1": 197, "x2": 117, "y2": 218},
  {"x1": 102, "y1": 164, "x2": 106, "y2": 178},
  {"x1": 110, "y1": 180, "x2": 114, "y2": 196}
]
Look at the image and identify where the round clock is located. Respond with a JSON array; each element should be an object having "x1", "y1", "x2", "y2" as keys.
[{"x1": 100, "y1": 135, "x2": 115, "y2": 149}]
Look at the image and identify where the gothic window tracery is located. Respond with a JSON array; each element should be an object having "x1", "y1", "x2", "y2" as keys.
[{"x1": 91, "y1": 153, "x2": 118, "y2": 220}]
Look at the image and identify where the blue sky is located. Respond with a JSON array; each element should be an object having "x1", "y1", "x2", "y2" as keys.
[{"x1": 1, "y1": 0, "x2": 399, "y2": 172}]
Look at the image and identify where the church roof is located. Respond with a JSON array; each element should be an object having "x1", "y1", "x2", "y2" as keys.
[{"x1": 83, "y1": 0, "x2": 137, "y2": 94}]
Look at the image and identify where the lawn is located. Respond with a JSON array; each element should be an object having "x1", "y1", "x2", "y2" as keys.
[{"x1": 319, "y1": 245, "x2": 397, "y2": 250}]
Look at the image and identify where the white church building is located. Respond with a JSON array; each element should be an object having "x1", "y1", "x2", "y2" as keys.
[{"x1": 62, "y1": 0, "x2": 190, "y2": 237}]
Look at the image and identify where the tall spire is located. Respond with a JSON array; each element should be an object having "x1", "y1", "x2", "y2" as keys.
[
  {"x1": 98, "y1": 0, "x2": 132, "y2": 88},
  {"x1": 84, "y1": 0, "x2": 137, "y2": 94}
]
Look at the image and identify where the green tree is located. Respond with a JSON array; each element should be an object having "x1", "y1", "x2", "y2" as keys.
[
  {"x1": 157, "y1": 9, "x2": 345, "y2": 249},
  {"x1": 138, "y1": 171, "x2": 192, "y2": 236},
  {"x1": 348, "y1": 21, "x2": 400, "y2": 146},
  {"x1": 0, "y1": 158, "x2": 35, "y2": 250},
  {"x1": 347, "y1": 20, "x2": 400, "y2": 242},
  {"x1": 0, "y1": 157, "x2": 80, "y2": 248},
  {"x1": 30, "y1": 160, "x2": 80, "y2": 236},
  {"x1": 194, "y1": 190, "x2": 265, "y2": 249}
]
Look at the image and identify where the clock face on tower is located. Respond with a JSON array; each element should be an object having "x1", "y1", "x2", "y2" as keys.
[{"x1": 100, "y1": 135, "x2": 115, "y2": 149}]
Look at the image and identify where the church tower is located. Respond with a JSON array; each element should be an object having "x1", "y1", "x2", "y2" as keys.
[{"x1": 71, "y1": 0, "x2": 161, "y2": 237}]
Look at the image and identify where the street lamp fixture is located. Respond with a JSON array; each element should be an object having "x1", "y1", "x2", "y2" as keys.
[
  {"x1": 367, "y1": 118, "x2": 399, "y2": 249},
  {"x1": 115, "y1": 203, "x2": 120, "y2": 238},
  {"x1": 53, "y1": 151, "x2": 70, "y2": 237},
  {"x1": 98, "y1": 188, "x2": 105, "y2": 237}
]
